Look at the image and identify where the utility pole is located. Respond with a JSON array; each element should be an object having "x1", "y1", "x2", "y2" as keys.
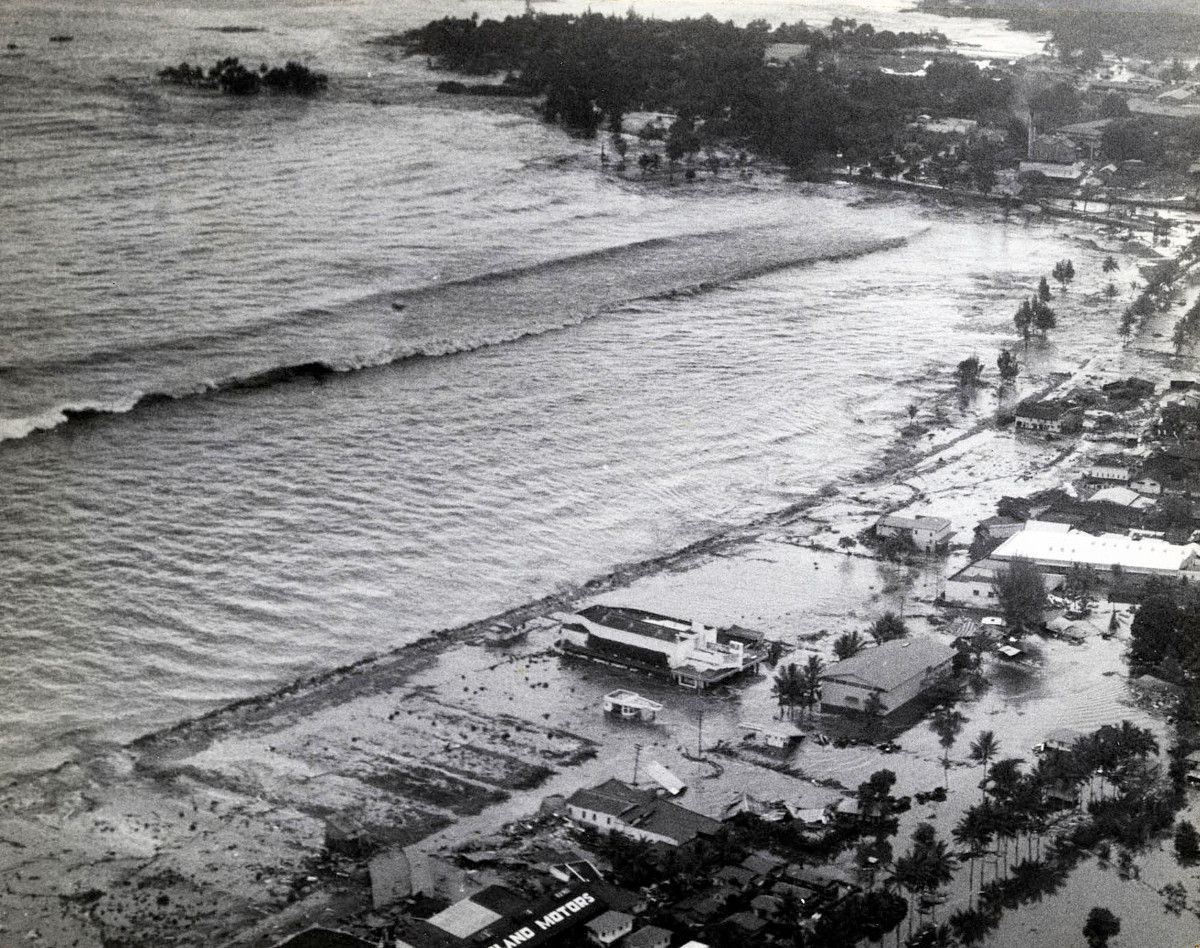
[
  {"x1": 697, "y1": 709, "x2": 704, "y2": 758},
  {"x1": 632, "y1": 743, "x2": 643, "y2": 785}
]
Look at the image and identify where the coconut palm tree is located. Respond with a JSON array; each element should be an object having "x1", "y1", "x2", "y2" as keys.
[
  {"x1": 799, "y1": 654, "x2": 824, "y2": 720},
  {"x1": 930, "y1": 708, "x2": 968, "y2": 790},
  {"x1": 833, "y1": 629, "x2": 868, "y2": 660},
  {"x1": 969, "y1": 730, "x2": 1000, "y2": 800},
  {"x1": 952, "y1": 806, "x2": 993, "y2": 904},
  {"x1": 772, "y1": 663, "x2": 802, "y2": 717}
]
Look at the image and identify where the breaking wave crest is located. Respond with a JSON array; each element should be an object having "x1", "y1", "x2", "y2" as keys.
[{"x1": 0, "y1": 227, "x2": 920, "y2": 445}]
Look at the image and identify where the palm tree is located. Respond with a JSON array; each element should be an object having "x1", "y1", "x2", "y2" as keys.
[
  {"x1": 952, "y1": 806, "x2": 993, "y2": 903},
  {"x1": 799, "y1": 655, "x2": 824, "y2": 720},
  {"x1": 772, "y1": 663, "x2": 802, "y2": 717},
  {"x1": 930, "y1": 708, "x2": 968, "y2": 790},
  {"x1": 969, "y1": 731, "x2": 1000, "y2": 800},
  {"x1": 833, "y1": 629, "x2": 868, "y2": 660}
]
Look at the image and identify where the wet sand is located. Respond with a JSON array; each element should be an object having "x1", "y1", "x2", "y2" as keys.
[{"x1": 2, "y1": 210, "x2": 1198, "y2": 948}]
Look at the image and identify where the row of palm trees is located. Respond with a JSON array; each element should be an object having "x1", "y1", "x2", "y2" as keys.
[{"x1": 950, "y1": 722, "x2": 1160, "y2": 906}]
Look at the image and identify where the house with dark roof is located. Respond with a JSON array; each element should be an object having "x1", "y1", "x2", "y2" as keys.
[
  {"x1": 1015, "y1": 399, "x2": 1082, "y2": 434},
  {"x1": 624, "y1": 925, "x2": 672, "y2": 948},
  {"x1": 565, "y1": 778, "x2": 721, "y2": 847},
  {"x1": 1087, "y1": 454, "x2": 1137, "y2": 484},
  {"x1": 272, "y1": 930, "x2": 377, "y2": 948},
  {"x1": 719, "y1": 910, "x2": 768, "y2": 937},
  {"x1": 820, "y1": 638, "x2": 955, "y2": 715}
]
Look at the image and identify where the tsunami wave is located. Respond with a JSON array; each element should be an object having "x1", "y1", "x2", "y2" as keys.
[{"x1": 0, "y1": 226, "x2": 923, "y2": 446}]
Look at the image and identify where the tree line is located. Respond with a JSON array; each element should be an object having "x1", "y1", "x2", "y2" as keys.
[{"x1": 398, "y1": 11, "x2": 1012, "y2": 171}]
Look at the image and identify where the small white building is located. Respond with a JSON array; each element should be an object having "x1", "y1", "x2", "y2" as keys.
[
  {"x1": 875, "y1": 513, "x2": 955, "y2": 553},
  {"x1": 820, "y1": 638, "x2": 956, "y2": 715},
  {"x1": 943, "y1": 563, "x2": 1001, "y2": 605}
]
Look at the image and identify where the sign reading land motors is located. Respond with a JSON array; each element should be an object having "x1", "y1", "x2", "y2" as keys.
[{"x1": 482, "y1": 888, "x2": 603, "y2": 948}]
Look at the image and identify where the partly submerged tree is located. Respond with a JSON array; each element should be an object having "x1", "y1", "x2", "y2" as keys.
[
  {"x1": 1014, "y1": 298, "x2": 1034, "y2": 347},
  {"x1": 969, "y1": 730, "x2": 1001, "y2": 800},
  {"x1": 930, "y1": 707, "x2": 968, "y2": 789},
  {"x1": 996, "y1": 348, "x2": 1019, "y2": 384},
  {"x1": 1051, "y1": 258, "x2": 1075, "y2": 291},
  {"x1": 1083, "y1": 907, "x2": 1120, "y2": 948},
  {"x1": 870, "y1": 611, "x2": 908, "y2": 644},
  {"x1": 834, "y1": 629, "x2": 869, "y2": 661},
  {"x1": 955, "y1": 354, "x2": 984, "y2": 389},
  {"x1": 993, "y1": 556, "x2": 1045, "y2": 634},
  {"x1": 1031, "y1": 297, "x2": 1056, "y2": 335}
]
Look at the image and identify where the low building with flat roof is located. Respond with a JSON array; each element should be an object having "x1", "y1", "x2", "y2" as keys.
[{"x1": 991, "y1": 521, "x2": 1200, "y2": 578}]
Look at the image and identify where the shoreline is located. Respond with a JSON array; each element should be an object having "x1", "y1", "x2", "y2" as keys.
[{"x1": 3, "y1": 187, "x2": 1197, "y2": 947}]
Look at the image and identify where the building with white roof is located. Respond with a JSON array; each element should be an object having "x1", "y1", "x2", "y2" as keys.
[{"x1": 991, "y1": 521, "x2": 1200, "y2": 578}]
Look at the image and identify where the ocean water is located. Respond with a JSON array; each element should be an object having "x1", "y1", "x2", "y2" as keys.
[{"x1": 0, "y1": 0, "x2": 1072, "y2": 777}]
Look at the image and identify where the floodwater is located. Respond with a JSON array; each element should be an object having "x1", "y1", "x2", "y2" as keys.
[{"x1": 0, "y1": 0, "x2": 1080, "y2": 778}]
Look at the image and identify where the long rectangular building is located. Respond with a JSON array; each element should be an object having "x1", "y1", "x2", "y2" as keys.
[
  {"x1": 991, "y1": 521, "x2": 1200, "y2": 578},
  {"x1": 557, "y1": 605, "x2": 766, "y2": 689}
]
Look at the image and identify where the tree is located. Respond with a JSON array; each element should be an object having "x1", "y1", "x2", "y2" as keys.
[
  {"x1": 996, "y1": 348, "x2": 1019, "y2": 383},
  {"x1": 1062, "y1": 562, "x2": 1099, "y2": 611},
  {"x1": 1052, "y1": 258, "x2": 1075, "y2": 291},
  {"x1": 1175, "y1": 820, "x2": 1200, "y2": 861},
  {"x1": 1082, "y1": 907, "x2": 1120, "y2": 948},
  {"x1": 1129, "y1": 590, "x2": 1181, "y2": 669},
  {"x1": 930, "y1": 707, "x2": 968, "y2": 789},
  {"x1": 993, "y1": 557, "x2": 1046, "y2": 634},
  {"x1": 1102, "y1": 255, "x2": 1119, "y2": 273},
  {"x1": 870, "y1": 611, "x2": 907, "y2": 644},
  {"x1": 834, "y1": 629, "x2": 868, "y2": 661},
  {"x1": 969, "y1": 730, "x2": 1000, "y2": 800},
  {"x1": 799, "y1": 654, "x2": 824, "y2": 718},
  {"x1": 1031, "y1": 297, "x2": 1056, "y2": 335},
  {"x1": 772, "y1": 663, "x2": 802, "y2": 717},
  {"x1": 1014, "y1": 298, "x2": 1033, "y2": 347},
  {"x1": 1104, "y1": 281, "x2": 1119, "y2": 298},
  {"x1": 1038, "y1": 275, "x2": 1052, "y2": 302},
  {"x1": 955, "y1": 354, "x2": 983, "y2": 389}
]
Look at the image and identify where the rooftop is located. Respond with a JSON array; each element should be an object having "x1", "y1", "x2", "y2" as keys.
[
  {"x1": 878, "y1": 513, "x2": 952, "y2": 532},
  {"x1": 992, "y1": 522, "x2": 1198, "y2": 572},
  {"x1": 566, "y1": 779, "x2": 655, "y2": 819},
  {"x1": 577, "y1": 605, "x2": 693, "y2": 644},
  {"x1": 821, "y1": 637, "x2": 956, "y2": 692}
]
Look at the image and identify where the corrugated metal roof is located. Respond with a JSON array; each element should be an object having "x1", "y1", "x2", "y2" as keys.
[{"x1": 820, "y1": 638, "x2": 955, "y2": 691}]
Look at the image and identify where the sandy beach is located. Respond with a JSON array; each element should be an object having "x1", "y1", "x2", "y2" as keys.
[{"x1": 3, "y1": 193, "x2": 1199, "y2": 947}]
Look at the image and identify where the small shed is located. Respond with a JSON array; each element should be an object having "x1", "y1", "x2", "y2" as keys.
[
  {"x1": 738, "y1": 720, "x2": 806, "y2": 749},
  {"x1": 602, "y1": 690, "x2": 664, "y2": 721}
]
